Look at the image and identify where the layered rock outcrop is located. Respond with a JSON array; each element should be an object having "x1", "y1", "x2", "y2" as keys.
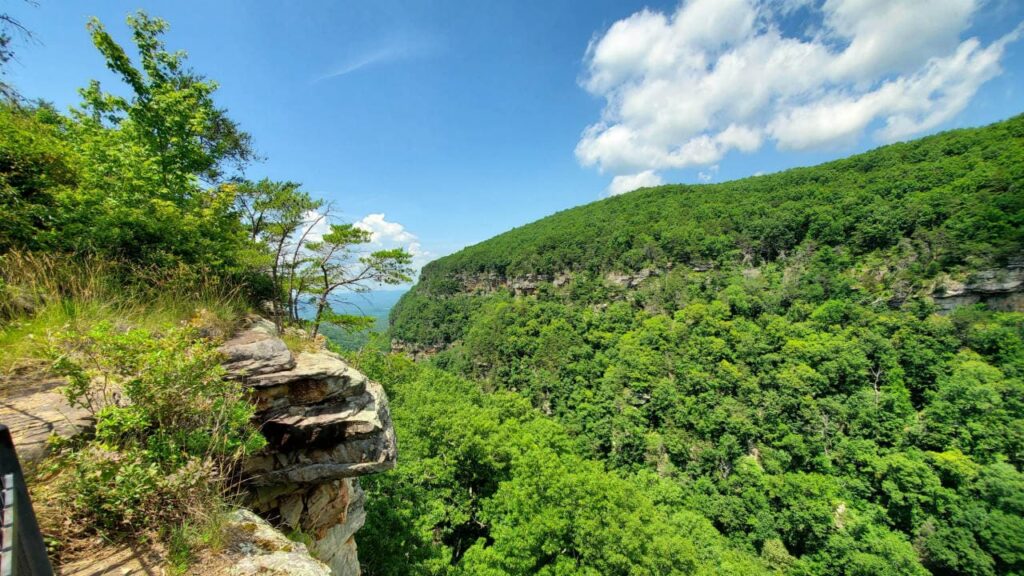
[
  {"x1": 452, "y1": 271, "x2": 560, "y2": 296},
  {"x1": 444, "y1": 262, "x2": 1024, "y2": 313},
  {"x1": 220, "y1": 317, "x2": 396, "y2": 576},
  {"x1": 603, "y1": 268, "x2": 659, "y2": 288},
  {"x1": 931, "y1": 264, "x2": 1024, "y2": 313}
]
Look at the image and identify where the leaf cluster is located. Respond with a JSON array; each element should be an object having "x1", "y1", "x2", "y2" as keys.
[{"x1": 46, "y1": 323, "x2": 265, "y2": 533}]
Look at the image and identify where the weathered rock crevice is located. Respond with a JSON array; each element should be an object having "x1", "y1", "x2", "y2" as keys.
[{"x1": 219, "y1": 316, "x2": 396, "y2": 576}]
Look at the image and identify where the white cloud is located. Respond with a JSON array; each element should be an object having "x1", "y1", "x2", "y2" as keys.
[
  {"x1": 354, "y1": 213, "x2": 417, "y2": 243},
  {"x1": 287, "y1": 212, "x2": 431, "y2": 285},
  {"x1": 316, "y1": 48, "x2": 401, "y2": 82},
  {"x1": 607, "y1": 170, "x2": 664, "y2": 196},
  {"x1": 578, "y1": 0, "x2": 1021, "y2": 188},
  {"x1": 823, "y1": 0, "x2": 976, "y2": 81},
  {"x1": 289, "y1": 210, "x2": 330, "y2": 246},
  {"x1": 697, "y1": 164, "x2": 719, "y2": 183},
  {"x1": 315, "y1": 34, "x2": 440, "y2": 83},
  {"x1": 354, "y1": 213, "x2": 433, "y2": 274}
]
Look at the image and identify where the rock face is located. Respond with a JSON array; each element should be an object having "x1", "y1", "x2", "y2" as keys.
[
  {"x1": 453, "y1": 271, "x2": 567, "y2": 296},
  {"x1": 389, "y1": 340, "x2": 446, "y2": 361},
  {"x1": 225, "y1": 509, "x2": 332, "y2": 576},
  {"x1": 450, "y1": 267, "x2": 672, "y2": 296},
  {"x1": 220, "y1": 318, "x2": 296, "y2": 377},
  {"x1": 932, "y1": 265, "x2": 1024, "y2": 313},
  {"x1": 604, "y1": 268, "x2": 659, "y2": 289},
  {"x1": 221, "y1": 317, "x2": 397, "y2": 576}
]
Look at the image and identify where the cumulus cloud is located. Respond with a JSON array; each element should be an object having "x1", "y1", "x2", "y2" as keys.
[
  {"x1": 607, "y1": 170, "x2": 664, "y2": 196},
  {"x1": 354, "y1": 213, "x2": 433, "y2": 273},
  {"x1": 283, "y1": 212, "x2": 429, "y2": 286},
  {"x1": 354, "y1": 213, "x2": 417, "y2": 243},
  {"x1": 577, "y1": 0, "x2": 1021, "y2": 188}
]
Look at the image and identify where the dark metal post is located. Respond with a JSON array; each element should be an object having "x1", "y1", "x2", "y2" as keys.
[{"x1": 0, "y1": 424, "x2": 53, "y2": 576}]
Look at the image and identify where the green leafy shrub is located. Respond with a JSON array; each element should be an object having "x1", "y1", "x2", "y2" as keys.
[{"x1": 47, "y1": 323, "x2": 265, "y2": 533}]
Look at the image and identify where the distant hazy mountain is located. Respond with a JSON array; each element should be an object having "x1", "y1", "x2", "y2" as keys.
[{"x1": 314, "y1": 288, "x2": 408, "y2": 349}]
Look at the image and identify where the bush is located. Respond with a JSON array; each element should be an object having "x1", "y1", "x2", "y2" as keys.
[{"x1": 46, "y1": 323, "x2": 265, "y2": 533}]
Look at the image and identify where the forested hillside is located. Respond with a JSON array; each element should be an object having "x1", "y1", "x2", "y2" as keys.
[
  {"x1": 3, "y1": 5, "x2": 1023, "y2": 574},
  {"x1": 370, "y1": 117, "x2": 1024, "y2": 575},
  {"x1": 393, "y1": 115, "x2": 1023, "y2": 344}
]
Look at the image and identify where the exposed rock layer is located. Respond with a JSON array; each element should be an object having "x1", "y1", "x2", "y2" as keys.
[
  {"x1": 444, "y1": 262, "x2": 1024, "y2": 313},
  {"x1": 931, "y1": 265, "x2": 1024, "y2": 313},
  {"x1": 451, "y1": 268, "x2": 665, "y2": 296},
  {"x1": 220, "y1": 317, "x2": 396, "y2": 576}
]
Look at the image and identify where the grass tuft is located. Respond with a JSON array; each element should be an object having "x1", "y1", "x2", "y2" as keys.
[{"x1": 0, "y1": 250, "x2": 246, "y2": 373}]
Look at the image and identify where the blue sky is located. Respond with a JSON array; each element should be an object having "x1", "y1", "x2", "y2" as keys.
[{"x1": 6, "y1": 1, "x2": 1023, "y2": 276}]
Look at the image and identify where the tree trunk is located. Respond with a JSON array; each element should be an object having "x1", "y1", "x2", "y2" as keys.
[
  {"x1": 270, "y1": 235, "x2": 289, "y2": 331},
  {"x1": 311, "y1": 296, "x2": 328, "y2": 338}
]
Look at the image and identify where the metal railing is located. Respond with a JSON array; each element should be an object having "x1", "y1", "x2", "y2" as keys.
[{"x1": 0, "y1": 424, "x2": 53, "y2": 576}]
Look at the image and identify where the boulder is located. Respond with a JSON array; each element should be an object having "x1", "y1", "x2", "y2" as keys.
[
  {"x1": 247, "y1": 479, "x2": 366, "y2": 576},
  {"x1": 246, "y1": 352, "x2": 368, "y2": 412},
  {"x1": 245, "y1": 377, "x2": 396, "y2": 485},
  {"x1": 225, "y1": 509, "x2": 331, "y2": 576},
  {"x1": 220, "y1": 329, "x2": 295, "y2": 378}
]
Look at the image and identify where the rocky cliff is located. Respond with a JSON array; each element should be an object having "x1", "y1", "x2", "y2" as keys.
[
  {"x1": 219, "y1": 317, "x2": 396, "y2": 576},
  {"x1": 931, "y1": 264, "x2": 1024, "y2": 313},
  {"x1": 448, "y1": 268, "x2": 665, "y2": 296},
  {"x1": 448, "y1": 262, "x2": 1024, "y2": 313}
]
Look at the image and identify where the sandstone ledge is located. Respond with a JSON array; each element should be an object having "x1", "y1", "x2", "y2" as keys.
[{"x1": 220, "y1": 317, "x2": 396, "y2": 576}]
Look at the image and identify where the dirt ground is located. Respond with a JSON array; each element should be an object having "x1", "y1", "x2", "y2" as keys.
[
  {"x1": 0, "y1": 366, "x2": 91, "y2": 463},
  {"x1": 1, "y1": 369, "x2": 173, "y2": 575}
]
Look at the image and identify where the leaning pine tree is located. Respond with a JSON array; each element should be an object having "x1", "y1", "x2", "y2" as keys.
[{"x1": 304, "y1": 224, "x2": 412, "y2": 338}]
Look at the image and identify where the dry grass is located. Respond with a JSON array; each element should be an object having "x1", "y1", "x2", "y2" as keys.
[
  {"x1": 27, "y1": 459, "x2": 98, "y2": 566},
  {"x1": 0, "y1": 251, "x2": 248, "y2": 372},
  {"x1": 3, "y1": 250, "x2": 262, "y2": 573},
  {"x1": 279, "y1": 327, "x2": 327, "y2": 355}
]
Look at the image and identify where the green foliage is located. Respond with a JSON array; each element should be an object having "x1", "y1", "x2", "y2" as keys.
[
  {"x1": 83, "y1": 12, "x2": 253, "y2": 184},
  {"x1": 319, "y1": 308, "x2": 375, "y2": 332},
  {"x1": 395, "y1": 114, "x2": 1024, "y2": 343},
  {"x1": 234, "y1": 177, "x2": 324, "y2": 325},
  {"x1": 0, "y1": 7, "x2": 411, "y2": 570},
  {"x1": 0, "y1": 12, "x2": 261, "y2": 273},
  {"x1": 306, "y1": 225, "x2": 413, "y2": 337},
  {"x1": 0, "y1": 102, "x2": 76, "y2": 252},
  {"x1": 46, "y1": 323, "x2": 264, "y2": 532},
  {"x1": 348, "y1": 349, "x2": 773, "y2": 575},
  {"x1": 387, "y1": 116, "x2": 1024, "y2": 574},
  {"x1": 50, "y1": 12, "x2": 254, "y2": 268},
  {"x1": 0, "y1": 10, "x2": 405, "y2": 356},
  {"x1": 396, "y1": 279, "x2": 1024, "y2": 573}
]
